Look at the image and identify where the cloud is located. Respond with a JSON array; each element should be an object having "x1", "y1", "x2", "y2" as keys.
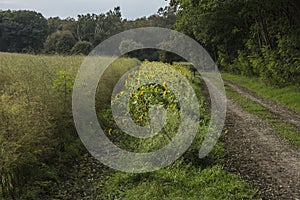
[
  {"x1": 0, "y1": 1, "x2": 19, "y2": 6},
  {"x1": 0, "y1": 0, "x2": 169, "y2": 19}
]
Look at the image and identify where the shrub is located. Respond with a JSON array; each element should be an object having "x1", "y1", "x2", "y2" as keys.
[
  {"x1": 44, "y1": 31, "x2": 76, "y2": 54},
  {"x1": 119, "y1": 39, "x2": 143, "y2": 55},
  {"x1": 71, "y1": 41, "x2": 93, "y2": 55}
]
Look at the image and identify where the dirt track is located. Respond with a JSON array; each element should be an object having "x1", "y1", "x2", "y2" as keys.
[
  {"x1": 224, "y1": 80, "x2": 300, "y2": 131},
  {"x1": 222, "y1": 80, "x2": 300, "y2": 199}
]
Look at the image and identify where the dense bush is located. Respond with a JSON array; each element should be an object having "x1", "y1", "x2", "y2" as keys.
[
  {"x1": 71, "y1": 41, "x2": 93, "y2": 55},
  {"x1": 44, "y1": 31, "x2": 76, "y2": 54}
]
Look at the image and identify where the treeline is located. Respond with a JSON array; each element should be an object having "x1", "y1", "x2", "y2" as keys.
[
  {"x1": 175, "y1": 0, "x2": 300, "y2": 87},
  {"x1": 1, "y1": 1, "x2": 299, "y2": 87},
  {"x1": 0, "y1": 7, "x2": 175, "y2": 55}
]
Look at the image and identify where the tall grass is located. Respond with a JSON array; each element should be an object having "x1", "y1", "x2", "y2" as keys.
[
  {"x1": 0, "y1": 53, "x2": 255, "y2": 199},
  {"x1": 0, "y1": 52, "x2": 138, "y2": 199}
]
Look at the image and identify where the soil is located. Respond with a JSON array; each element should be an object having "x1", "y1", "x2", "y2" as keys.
[{"x1": 221, "y1": 79, "x2": 300, "y2": 200}]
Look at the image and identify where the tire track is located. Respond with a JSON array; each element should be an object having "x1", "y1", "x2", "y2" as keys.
[
  {"x1": 200, "y1": 77, "x2": 300, "y2": 199},
  {"x1": 224, "y1": 79, "x2": 300, "y2": 131},
  {"x1": 224, "y1": 98, "x2": 300, "y2": 199},
  {"x1": 218, "y1": 80, "x2": 300, "y2": 199}
]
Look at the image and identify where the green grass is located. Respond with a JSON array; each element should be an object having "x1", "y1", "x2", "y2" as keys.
[
  {"x1": 0, "y1": 53, "x2": 256, "y2": 199},
  {"x1": 222, "y1": 73, "x2": 300, "y2": 113},
  {"x1": 100, "y1": 162, "x2": 255, "y2": 200},
  {"x1": 0, "y1": 52, "x2": 140, "y2": 199},
  {"x1": 226, "y1": 86, "x2": 300, "y2": 148},
  {"x1": 93, "y1": 65, "x2": 256, "y2": 200}
]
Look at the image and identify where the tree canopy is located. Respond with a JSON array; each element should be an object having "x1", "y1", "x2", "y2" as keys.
[
  {"x1": 0, "y1": 7, "x2": 175, "y2": 55},
  {"x1": 0, "y1": 10, "x2": 48, "y2": 53},
  {"x1": 1, "y1": 2, "x2": 299, "y2": 87},
  {"x1": 175, "y1": 0, "x2": 300, "y2": 87}
]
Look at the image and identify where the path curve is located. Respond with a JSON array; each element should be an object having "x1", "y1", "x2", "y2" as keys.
[
  {"x1": 219, "y1": 80, "x2": 300, "y2": 199},
  {"x1": 224, "y1": 79, "x2": 300, "y2": 131}
]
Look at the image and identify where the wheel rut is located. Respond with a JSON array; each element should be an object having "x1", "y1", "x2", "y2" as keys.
[{"x1": 220, "y1": 80, "x2": 300, "y2": 199}]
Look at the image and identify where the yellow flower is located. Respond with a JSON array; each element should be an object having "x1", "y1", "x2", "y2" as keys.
[
  {"x1": 108, "y1": 128, "x2": 113, "y2": 136},
  {"x1": 163, "y1": 90, "x2": 167, "y2": 96},
  {"x1": 163, "y1": 83, "x2": 167, "y2": 91}
]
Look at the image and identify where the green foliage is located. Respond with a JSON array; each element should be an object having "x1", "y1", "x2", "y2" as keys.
[
  {"x1": 101, "y1": 163, "x2": 255, "y2": 200},
  {"x1": 0, "y1": 54, "x2": 256, "y2": 199},
  {"x1": 123, "y1": 14, "x2": 176, "y2": 31},
  {"x1": 71, "y1": 41, "x2": 93, "y2": 55},
  {"x1": 0, "y1": 10, "x2": 48, "y2": 53},
  {"x1": 159, "y1": 41, "x2": 186, "y2": 63},
  {"x1": 176, "y1": 0, "x2": 300, "y2": 87},
  {"x1": 0, "y1": 53, "x2": 85, "y2": 199},
  {"x1": 0, "y1": 93, "x2": 54, "y2": 199},
  {"x1": 229, "y1": 51, "x2": 256, "y2": 76},
  {"x1": 0, "y1": 6, "x2": 177, "y2": 57},
  {"x1": 106, "y1": 62, "x2": 192, "y2": 152},
  {"x1": 47, "y1": 17, "x2": 77, "y2": 37},
  {"x1": 52, "y1": 70, "x2": 75, "y2": 115},
  {"x1": 119, "y1": 39, "x2": 143, "y2": 55},
  {"x1": 76, "y1": 13, "x2": 98, "y2": 42},
  {"x1": 76, "y1": 7, "x2": 123, "y2": 46},
  {"x1": 44, "y1": 30, "x2": 76, "y2": 54},
  {"x1": 96, "y1": 62, "x2": 255, "y2": 199},
  {"x1": 128, "y1": 83, "x2": 179, "y2": 126},
  {"x1": 119, "y1": 40, "x2": 162, "y2": 62},
  {"x1": 52, "y1": 70, "x2": 74, "y2": 95},
  {"x1": 95, "y1": 57, "x2": 140, "y2": 108}
]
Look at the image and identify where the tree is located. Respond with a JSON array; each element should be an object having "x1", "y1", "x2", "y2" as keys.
[
  {"x1": 44, "y1": 30, "x2": 76, "y2": 54},
  {"x1": 47, "y1": 17, "x2": 62, "y2": 34},
  {"x1": 93, "y1": 7, "x2": 123, "y2": 46},
  {"x1": 47, "y1": 17, "x2": 77, "y2": 37},
  {"x1": 174, "y1": 0, "x2": 300, "y2": 87},
  {"x1": 119, "y1": 39, "x2": 143, "y2": 55},
  {"x1": 71, "y1": 41, "x2": 93, "y2": 55},
  {"x1": 76, "y1": 13, "x2": 97, "y2": 42},
  {"x1": 0, "y1": 10, "x2": 48, "y2": 53}
]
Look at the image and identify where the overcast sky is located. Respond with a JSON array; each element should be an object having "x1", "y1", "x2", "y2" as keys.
[{"x1": 0, "y1": 0, "x2": 169, "y2": 19}]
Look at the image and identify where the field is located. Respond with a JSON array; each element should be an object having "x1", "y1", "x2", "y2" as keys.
[
  {"x1": 0, "y1": 53, "x2": 255, "y2": 199},
  {"x1": 1, "y1": 1, "x2": 300, "y2": 199}
]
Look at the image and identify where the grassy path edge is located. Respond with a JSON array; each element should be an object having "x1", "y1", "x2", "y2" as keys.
[{"x1": 221, "y1": 73, "x2": 300, "y2": 113}]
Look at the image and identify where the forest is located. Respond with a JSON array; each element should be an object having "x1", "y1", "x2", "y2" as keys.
[
  {"x1": 1, "y1": 0, "x2": 300, "y2": 199},
  {"x1": 0, "y1": 7, "x2": 175, "y2": 57},
  {"x1": 1, "y1": 0, "x2": 300, "y2": 87}
]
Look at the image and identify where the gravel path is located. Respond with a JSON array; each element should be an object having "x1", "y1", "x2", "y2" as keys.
[
  {"x1": 224, "y1": 79, "x2": 300, "y2": 131},
  {"x1": 222, "y1": 80, "x2": 300, "y2": 199}
]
